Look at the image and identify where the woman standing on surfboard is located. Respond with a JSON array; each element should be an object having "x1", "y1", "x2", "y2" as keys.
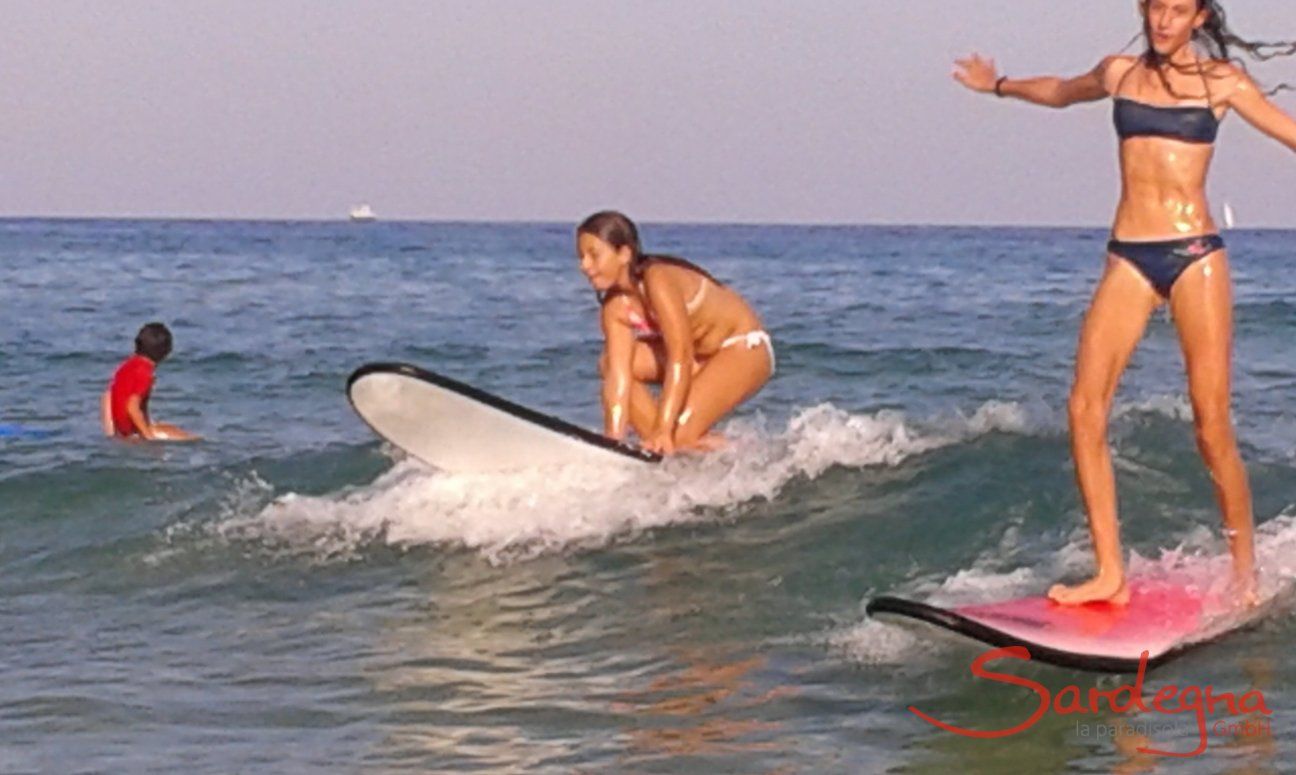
[
  {"x1": 954, "y1": 0, "x2": 1296, "y2": 606},
  {"x1": 576, "y1": 211, "x2": 774, "y2": 455}
]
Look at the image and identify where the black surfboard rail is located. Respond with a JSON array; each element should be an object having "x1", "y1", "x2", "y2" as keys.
[
  {"x1": 346, "y1": 362, "x2": 662, "y2": 465},
  {"x1": 866, "y1": 595, "x2": 1202, "y2": 673}
]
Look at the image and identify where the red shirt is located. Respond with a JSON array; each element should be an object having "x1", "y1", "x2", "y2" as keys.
[{"x1": 109, "y1": 355, "x2": 156, "y2": 437}]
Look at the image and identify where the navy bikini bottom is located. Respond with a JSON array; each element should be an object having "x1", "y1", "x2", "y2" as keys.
[{"x1": 1107, "y1": 234, "x2": 1226, "y2": 297}]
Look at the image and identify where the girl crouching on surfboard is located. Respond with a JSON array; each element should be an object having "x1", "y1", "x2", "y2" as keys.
[{"x1": 576, "y1": 211, "x2": 774, "y2": 455}]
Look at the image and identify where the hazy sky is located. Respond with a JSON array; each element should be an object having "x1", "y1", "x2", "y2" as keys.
[{"x1": 3, "y1": 1, "x2": 1294, "y2": 225}]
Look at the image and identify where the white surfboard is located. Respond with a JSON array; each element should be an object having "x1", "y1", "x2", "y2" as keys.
[{"x1": 347, "y1": 362, "x2": 660, "y2": 473}]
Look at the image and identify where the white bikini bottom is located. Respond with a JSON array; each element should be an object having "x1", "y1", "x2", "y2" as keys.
[{"x1": 719, "y1": 330, "x2": 775, "y2": 375}]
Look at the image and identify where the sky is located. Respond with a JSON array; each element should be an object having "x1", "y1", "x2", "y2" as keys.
[{"x1": 2, "y1": 0, "x2": 1294, "y2": 226}]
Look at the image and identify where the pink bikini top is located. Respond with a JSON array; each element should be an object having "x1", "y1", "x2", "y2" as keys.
[{"x1": 625, "y1": 276, "x2": 709, "y2": 339}]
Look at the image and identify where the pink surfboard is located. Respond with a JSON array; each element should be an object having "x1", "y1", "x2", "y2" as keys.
[{"x1": 868, "y1": 579, "x2": 1225, "y2": 672}]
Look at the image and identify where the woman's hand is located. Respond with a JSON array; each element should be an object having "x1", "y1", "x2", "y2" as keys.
[{"x1": 953, "y1": 53, "x2": 999, "y2": 94}]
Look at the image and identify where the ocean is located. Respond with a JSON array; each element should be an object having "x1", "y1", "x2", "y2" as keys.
[{"x1": 2, "y1": 219, "x2": 1293, "y2": 772}]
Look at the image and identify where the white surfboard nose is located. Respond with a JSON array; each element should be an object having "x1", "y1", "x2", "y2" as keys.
[{"x1": 347, "y1": 363, "x2": 657, "y2": 473}]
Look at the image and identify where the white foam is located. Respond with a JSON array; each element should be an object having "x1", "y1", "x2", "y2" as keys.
[
  {"x1": 961, "y1": 399, "x2": 1035, "y2": 435},
  {"x1": 1253, "y1": 511, "x2": 1296, "y2": 597},
  {"x1": 782, "y1": 404, "x2": 946, "y2": 479},
  {"x1": 217, "y1": 400, "x2": 1037, "y2": 564},
  {"x1": 1114, "y1": 393, "x2": 1194, "y2": 423},
  {"x1": 928, "y1": 566, "x2": 1042, "y2": 606},
  {"x1": 829, "y1": 618, "x2": 933, "y2": 666}
]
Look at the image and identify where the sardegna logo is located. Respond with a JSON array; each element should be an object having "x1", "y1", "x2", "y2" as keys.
[{"x1": 910, "y1": 646, "x2": 1272, "y2": 757}]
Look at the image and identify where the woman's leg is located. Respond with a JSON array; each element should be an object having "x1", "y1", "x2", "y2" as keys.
[
  {"x1": 1049, "y1": 256, "x2": 1160, "y2": 605},
  {"x1": 1168, "y1": 250, "x2": 1257, "y2": 603},
  {"x1": 671, "y1": 338, "x2": 773, "y2": 449}
]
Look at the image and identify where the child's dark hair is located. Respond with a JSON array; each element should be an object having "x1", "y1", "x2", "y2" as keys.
[{"x1": 135, "y1": 322, "x2": 173, "y2": 362}]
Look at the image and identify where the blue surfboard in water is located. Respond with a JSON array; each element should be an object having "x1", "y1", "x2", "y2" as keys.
[{"x1": 0, "y1": 423, "x2": 56, "y2": 439}]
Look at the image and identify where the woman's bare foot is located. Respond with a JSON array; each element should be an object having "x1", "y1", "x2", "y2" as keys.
[
  {"x1": 1234, "y1": 570, "x2": 1260, "y2": 608},
  {"x1": 1048, "y1": 574, "x2": 1130, "y2": 606}
]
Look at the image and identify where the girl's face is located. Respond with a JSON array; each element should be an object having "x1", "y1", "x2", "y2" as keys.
[
  {"x1": 576, "y1": 232, "x2": 632, "y2": 292},
  {"x1": 1144, "y1": 0, "x2": 1208, "y2": 56}
]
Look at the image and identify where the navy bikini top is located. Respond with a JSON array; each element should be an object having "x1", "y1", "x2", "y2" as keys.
[
  {"x1": 1112, "y1": 59, "x2": 1220, "y2": 144},
  {"x1": 1114, "y1": 98, "x2": 1219, "y2": 144}
]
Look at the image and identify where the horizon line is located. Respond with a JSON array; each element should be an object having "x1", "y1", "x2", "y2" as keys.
[{"x1": 2, "y1": 214, "x2": 1291, "y2": 232}]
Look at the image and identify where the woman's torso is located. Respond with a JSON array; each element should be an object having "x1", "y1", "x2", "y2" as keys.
[
  {"x1": 1107, "y1": 55, "x2": 1230, "y2": 240},
  {"x1": 623, "y1": 259, "x2": 763, "y2": 358}
]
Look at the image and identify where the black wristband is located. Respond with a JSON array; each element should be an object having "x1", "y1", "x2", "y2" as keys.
[{"x1": 994, "y1": 76, "x2": 1009, "y2": 97}]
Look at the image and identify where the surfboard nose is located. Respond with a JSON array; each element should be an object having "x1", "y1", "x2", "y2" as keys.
[{"x1": 347, "y1": 362, "x2": 659, "y2": 473}]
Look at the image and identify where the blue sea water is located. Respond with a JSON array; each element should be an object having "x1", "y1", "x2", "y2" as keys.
[{"x1": 1, "y1": 218, "x2": 1294, "y2": 772}]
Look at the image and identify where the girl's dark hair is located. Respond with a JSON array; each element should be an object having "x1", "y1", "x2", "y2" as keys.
[
  {"x1": 578, "y1": 210, "x2": 644, "y2": 269},
  {"x1": 1140, "y1": 0, "x2": 1296, "y2": 96},
  {"x1": 576, "y1": 210, "x2": 721, "y2": 286},
  {"x1": 135, "y1": 322, "x2": 173, "y2": 362}
]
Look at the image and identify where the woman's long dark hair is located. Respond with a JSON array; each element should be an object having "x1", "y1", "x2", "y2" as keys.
[
  {"x1": 1140, "y1": 0, "x2": 1295, "y2": 95},
  {"x1": 578, "y1": 210, "x2": 644, "y2": 271}
]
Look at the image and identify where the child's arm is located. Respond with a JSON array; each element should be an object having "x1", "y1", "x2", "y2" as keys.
[
  {"x1": 125, "y1": 395, "x2": 156, "y2": 440},
  {"x1": 101, "y1": 390, "x2": 115, "y2": 437},
  {"x1": 150, "y1": 422, "x2": 200, "y2": 442},
  {"x1": 125, "y1": 395, "x2": 200, "y2": 441}
]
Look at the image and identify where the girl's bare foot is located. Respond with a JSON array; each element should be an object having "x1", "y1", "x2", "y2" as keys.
[{"x1": 1048, "y1": 573, "x2": 1130, "y2": 606}]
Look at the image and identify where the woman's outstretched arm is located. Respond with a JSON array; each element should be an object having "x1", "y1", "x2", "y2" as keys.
[
  {"x1": 1228, "y1": 69, "x2": 1296, "y2": 152},
  {"x1": 953, "y1": 54, "x2": 1117, "y2": 108}
]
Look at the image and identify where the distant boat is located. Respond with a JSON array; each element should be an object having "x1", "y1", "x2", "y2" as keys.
[
  {"x1": 349, "y1": 203, "x2": 376, "y2": 222},
  {"x1": 1222, "y1": 202, "x2": 1236, "y2": 230}
]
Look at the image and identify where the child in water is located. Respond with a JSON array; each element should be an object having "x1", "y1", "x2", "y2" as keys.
[{"x1": 101, "y1": 322, "x2": 200, "y2": 442}]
